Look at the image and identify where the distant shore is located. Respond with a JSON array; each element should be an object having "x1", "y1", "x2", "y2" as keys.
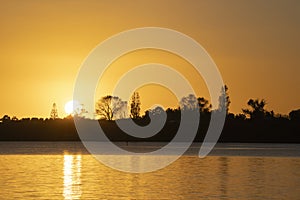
[{"x1": 0, "y1": 117, "x2": 299, "y2": 143}]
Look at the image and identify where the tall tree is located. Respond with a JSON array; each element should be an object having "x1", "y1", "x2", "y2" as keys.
[
  {"x1": 50, "y1": 103, "x2": 58, "y2": 119},
  {"x1": 130, "y1": 92, "x2": 141, "y2": 119},
  {"x1": 218, "y1": 85, "x2": 231, "y2": 113},
  {"x1": 96, "y1": 95, "x2": 123, "y2": 120},
  {"x1": 116, "y1": 101, "x2": 128, "y2": 119}
]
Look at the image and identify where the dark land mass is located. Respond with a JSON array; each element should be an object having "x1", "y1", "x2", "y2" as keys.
[{"x1": 0, "y1": 113, "x2": 299, "y2": 143}]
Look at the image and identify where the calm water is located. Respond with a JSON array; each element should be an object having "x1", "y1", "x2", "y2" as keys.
[{"x1": 0, "y1": 142, "x2": 300, "y2": 200}]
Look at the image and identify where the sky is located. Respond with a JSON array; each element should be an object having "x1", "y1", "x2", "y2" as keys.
[{"x1": 0, "y1": 0, "x2": 299, "y2": 118}]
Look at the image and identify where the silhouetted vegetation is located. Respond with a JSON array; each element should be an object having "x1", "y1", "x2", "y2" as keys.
[
  {"x1": 95, "y1": 95, "x2": 127, "y2": 120},
  {"x1": 0, "y1": 86, "x2": 300, "y2": 142},
  {"x1": 50, "y1": 103, "x2": 59, "y2": 119},
  {"x1": 130, "y1": 92, "x2": 141, "y2": 119},
  {"x1": 289, "y1": 109, "x2": 300, "y2": 121},
  {"x1": 218, "y1": 85, "x2": 231, "y2": 113},
  {"x1": 242, "y1": 99, "x2": 268, "y2": 120}
]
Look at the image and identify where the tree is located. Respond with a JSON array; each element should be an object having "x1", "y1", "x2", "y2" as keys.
[
  {"x1": 115, "y1": 101, "x2": 128, "y2": 119},
  {"x1": 242, "y1": 99, "x2": 267, "y2": 120},
  {"x1": 197, "y1": 97, "x2": 211, "y2": 113},
  {"x1": 50, "y1": 103, "x2": 58, "y2": 119},
  {"x1": 235, "y1": 113, "x2": 246, "y2": 120},
  {"x1": 11, "y1": 116, "x2": 18, "y2": 121},
  {"x1": 95, "y1": 95, "x2": 124, "y2": 120},
  {"x1": 1, "y1": 115, "x2": 10, "y2": 122},
  {"x1": 180, "y1": 94, "x2": 199, "y2": 111},
  {"x1": 130, "y1": 92, "x2": 141, "y2": 119},
  {"x1": 218, "y1": 85, "x2": 231, "y2": 113},
  {"x1": 149, "y1": 106, "x2": 164, "y2": 116},
  {"x1": 142, "y1": 106, "x2": 166, "y2": 122},
  {"x1": 166, "y1": 107, "x2": 181, "y2": 121},
  {"x1": 289, "y1": 109, "x2": 300, "y2": 121}
]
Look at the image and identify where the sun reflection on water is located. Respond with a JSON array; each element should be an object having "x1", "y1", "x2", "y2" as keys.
[{"x1": 63, "y1": 154, "x2": 82, "y2": 200}]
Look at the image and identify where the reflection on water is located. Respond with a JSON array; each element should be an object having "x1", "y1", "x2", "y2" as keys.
[
  {"x1": 63, "y1": 155, "x2": 82, "y2": 200},
  {"x1": 0, "y1": 142, "x2": 300, "y2": 199},
  {"x1": 218, "y1": 157, "x2": 229, "y2": 198}
]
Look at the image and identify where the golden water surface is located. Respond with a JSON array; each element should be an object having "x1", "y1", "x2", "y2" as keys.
[{"x1": 0, "y1": 142, "x2": 300, "y2": 199}]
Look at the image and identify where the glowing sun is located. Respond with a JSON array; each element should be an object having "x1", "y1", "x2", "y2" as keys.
[{"x1": 64, "y1": 100, "x2": 80, "y2": 115}]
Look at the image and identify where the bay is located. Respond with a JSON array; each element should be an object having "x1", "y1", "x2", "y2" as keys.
[{"x1": 0, "y1": 142, "x2": 299, "y2": 200}]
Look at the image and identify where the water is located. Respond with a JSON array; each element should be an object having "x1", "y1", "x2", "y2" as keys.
[{"x1": 0, "y1": 142, "x2": 300, "y2": 199}]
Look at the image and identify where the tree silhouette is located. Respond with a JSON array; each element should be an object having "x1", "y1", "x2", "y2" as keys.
[
  {"x1": 11, "y1": 116, "x2": 18, "y2": 121},
  {"x1": 115, "y1": 101, "x2": 128, "y2": 119},
  {"x1": 166, "y1": 107, "x2": 180, "y2": 121},
  {"x1": 96, "y1": 95, "x2": 124, "y2": 120},
  {"x1": 242, "y1": 99, "x2": 267, "y2": 120},
  {"x1": 218, "y1": 85, "x2": 231, "y2": 113},
  {"x1": 197, "y1": 97, "x2": 211, "y2": 113},
  {"x1": 149, "y1": 106, "x2": 164, "y2": 116},
  {"x1": 50, "y1": 103, "x2": 58, "y2": 119},
  {"x1": 1, "y1": 115, "x2": 10, "y2": 122},
  {"x1": 130, "y1": 92, "x2": 141, "y2": 119},
  {"x1": 180, "y1": 94, "x2": 199, "y2": 111},
  {"x1": 289, "y1": 109, "x2": 300, "y2": 121}
]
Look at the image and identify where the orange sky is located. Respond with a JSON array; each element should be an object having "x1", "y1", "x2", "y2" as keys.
[{"x1": 0, "y1": 0, "x2": 299, "y2": 118}]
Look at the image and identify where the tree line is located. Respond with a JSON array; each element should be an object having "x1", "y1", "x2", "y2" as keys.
[
  {"x1": 0, "y1": 85, "x2": 299, "y2": 142},
  {"x1": 94, "y1": 85, "x2": 300, "y2": 122},
  {"x1": 1, "y1": 85, "x2": 300, "y2": 122}
]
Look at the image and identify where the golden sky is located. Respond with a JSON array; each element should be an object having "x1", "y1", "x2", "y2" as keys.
[{"x1": 0, "y1": 0, "x2": 299, "y2": 118}]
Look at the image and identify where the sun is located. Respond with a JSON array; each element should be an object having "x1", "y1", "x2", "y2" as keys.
[{"x1": 64, "y1": 100, "x2": 80, "y2": 115}]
